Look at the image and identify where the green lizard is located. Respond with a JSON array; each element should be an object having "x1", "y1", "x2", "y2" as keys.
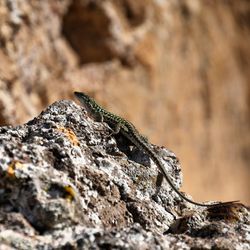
[{"x1": 74, "y1": 91, "x2": 238, "y2": 207}]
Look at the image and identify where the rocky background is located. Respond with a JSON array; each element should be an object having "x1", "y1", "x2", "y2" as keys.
[{"x1": 0, "y1": 0, "x2": 249, "y2": 206}]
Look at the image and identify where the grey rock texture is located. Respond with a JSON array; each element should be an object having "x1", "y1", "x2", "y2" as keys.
[{"x1": 0, "y1": 100, "x2": 249, "y2": 249}]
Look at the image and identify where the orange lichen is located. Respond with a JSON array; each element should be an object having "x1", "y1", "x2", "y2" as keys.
[
  {"x1": 64, "y1": 185, "x2": 76, "y2": 202},
  {"x1": 7, "y1": 160, "x2": 24, "y2": 178},
  {"x1": 57, "y1": 127, "x2": 80, "y2": 146}
]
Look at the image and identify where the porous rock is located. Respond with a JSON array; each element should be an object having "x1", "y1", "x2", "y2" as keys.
[{"x1": 0, "y1": 100, "x2": 249, "y2": 249}]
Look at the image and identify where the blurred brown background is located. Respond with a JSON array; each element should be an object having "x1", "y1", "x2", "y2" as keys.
[{"x1": 0, "y1": 0, "x2": 249, "y2": 203}]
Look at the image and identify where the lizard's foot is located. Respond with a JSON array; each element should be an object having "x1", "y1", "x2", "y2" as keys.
[{"x1": 152, "y1": 192, "x2": 161, "y2": 202}]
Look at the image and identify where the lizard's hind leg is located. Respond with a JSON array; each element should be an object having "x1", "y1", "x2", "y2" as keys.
[
  {"x1": 104, "y1": 123, "x2": 121, "y2": 138},
  {"x1": 153, "y1": 172, "x2": 164, "y2": 197}
]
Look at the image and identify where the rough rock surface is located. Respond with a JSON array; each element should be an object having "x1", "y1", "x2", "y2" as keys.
[{"x1": 0, "y1": 100, "x2": 249, "y2": 249}]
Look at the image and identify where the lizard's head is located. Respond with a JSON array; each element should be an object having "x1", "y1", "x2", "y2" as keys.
[{"x1": 74, "y1": 91, "x2": 99, "y2": 114}]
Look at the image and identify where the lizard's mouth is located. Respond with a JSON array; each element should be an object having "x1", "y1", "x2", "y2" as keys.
[{"x1": 74, "y1": 91, "x2": 85, "y2": 99}]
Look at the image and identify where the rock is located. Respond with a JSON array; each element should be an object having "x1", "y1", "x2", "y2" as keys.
[{"x1": 0, "y1": 100, "x2": 249, "y2": 249}]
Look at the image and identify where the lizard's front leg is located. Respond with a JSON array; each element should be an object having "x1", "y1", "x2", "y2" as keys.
[{"x1": 94, "y1": 112, "x2": 104, "y2": 122}]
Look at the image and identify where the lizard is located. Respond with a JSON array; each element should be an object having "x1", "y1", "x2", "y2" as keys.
[{"x1": 74, "y1": 91, "x2": 238, "y2": 208}]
